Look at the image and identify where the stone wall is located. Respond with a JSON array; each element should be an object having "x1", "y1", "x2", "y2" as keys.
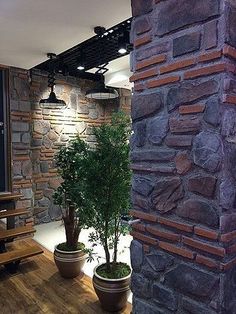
[
  {"x1": 130, "y1": 0, "x2": 236, "y2": 313},
  {"x1": 10, "y1": 67, "x2": 131, "y2": 225}
]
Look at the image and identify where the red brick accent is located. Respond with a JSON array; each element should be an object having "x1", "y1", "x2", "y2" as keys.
[
  {"x1": 222, "y1": 94, "x2": 236, "y2": 105},
  {"x1": 143, "y1": 244, "x2": 150, "y2": 253},
  {"x1": 184, "y1": 63, "x2": 225, "y2": 80},
  {"x1": 136, "y1": 54, "x2": 167, "y2": 71},
  {"x1": 220, "y1": 258, "x2": 236, "y2": 271},
  {"x1": 179, "y1": 104, "x2": 206, "y2": 115},
  {"x1": 147, "y1": 75, "x2": 180, "y2": 89},
  {"x1": 198, "y1": 50, "x2": 222, "y2": 63},
  {"x1": 226, "y1": 243, "x2": 236, "y2": 255},
  {"x1": 183, "y1": 237, "x2": 226, "y2": 257},
  {"x1": 160, "y1": 58, "x2": 196, "y2": 74},
  {"x1": 194, "y1": 226, "x2": 219, "y2": 240},
  {"x1": 220, "y1": 230, "x2": 236, "y2": 243},
  {"x1": 133, "y1": 223, "x2": 146, "y2": 232},
  {"x1": 130, "y1": 210, "x2": 158, "y2": 222},
  {"x1": 159, "y1": 241, "x2": 195, "y2": 259},
  {"x1": 146, "y1": 225, "x2": 180, "y2": 242},
  {"x1": 134, "y1": 34, "x2": 152, "y2": 48},
  {"x1": 134, "y1": 82, "x2": 145, "y2": 92},
  {"x1": 223, "y1": 44, "x2": 236, "y2": 60},
  {"x1": 196, "y1": 254, "x2": 219, "y2": 270},
  {"x1": 130, "y1": 230, "x2": 158, "y2": 246},
  {"x1": 130, "y1": 68, "x2": 158, "y2": 82},
  {"x1": 158, "y1": 217, "x2": 193, "y2": 233}
]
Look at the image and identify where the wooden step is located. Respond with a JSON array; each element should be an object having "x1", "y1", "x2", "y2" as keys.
[
  {"x1": 0, "y1": 193, "x2": 22, "y2": 202},
  {"x1": 0, "y1": 245, "x2": 43, "y2": 266},
  {"x1": 0, "y1": 226, "x2": 36, "y2": 242},
  {"x1": 0, "y1": 208, "x2": 28, "y2": 219}
]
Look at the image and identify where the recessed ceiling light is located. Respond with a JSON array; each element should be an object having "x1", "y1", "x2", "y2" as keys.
[
  {"x1": 77, "y1": 65, "x2": 85, "y2": 70},
  {"x1": 118, "y1": 48, "x2": 127, "y2": 54}
]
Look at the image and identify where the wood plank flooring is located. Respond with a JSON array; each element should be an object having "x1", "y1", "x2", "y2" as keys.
[{"x1": 0, "y1": 239, "x2": 132, "y2": 314}]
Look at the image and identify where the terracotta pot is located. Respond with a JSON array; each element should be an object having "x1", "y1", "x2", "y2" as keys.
[
  {"x1": 54, "y1": 245, "x2": 87, "y2": 279},
  {"x1": 93, "y1": 264, "x2": 131, "y2": 312}
]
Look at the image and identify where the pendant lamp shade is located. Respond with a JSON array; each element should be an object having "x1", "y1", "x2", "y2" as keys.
[
  {"x1": 86, "y1": 83, "x2": 119, "y2": 100},
  {"x1": 39, "y1": 53, "x2": 66, "y2": 109},
  {"x1": 39, "y1": 90, "x2": 66, "y2": 109}
]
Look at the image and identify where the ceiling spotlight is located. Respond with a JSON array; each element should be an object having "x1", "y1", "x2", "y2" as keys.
[
  {"x1": 118, "y1": 31, "x2": 129, "y2": 55},
  {"x1": 118, "y1": 47, "x2": 127, "y2": 54},
  {"x1": 77, "y1": 65, "x2": 85, "y2": 71},
  {"x1": 39, "y1": 53, "x2": 66, "y2": 109}
]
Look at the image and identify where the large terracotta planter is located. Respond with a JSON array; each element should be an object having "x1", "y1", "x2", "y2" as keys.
[
  {"x1": 93, "y1": 264, "x2": 131, "y2": 312},
  {"x1": 54, "y1": 245, "x2": 87, "y2": 279}
]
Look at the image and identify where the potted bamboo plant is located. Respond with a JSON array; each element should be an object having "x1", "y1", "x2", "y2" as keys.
[
  {"x1": 78, "y1": 112, "x2": 132, "y2": 312},
  {"x1": 53, "y1": 139, "x2": 92, "y2": 279}
]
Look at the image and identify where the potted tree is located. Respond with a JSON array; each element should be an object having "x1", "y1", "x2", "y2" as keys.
[
  {"x1": 53, "y1": 138, "x2": 92, "y2": 279},
  {"x1": 79, "y1": 112, "x2": 132, "y2": 312}
]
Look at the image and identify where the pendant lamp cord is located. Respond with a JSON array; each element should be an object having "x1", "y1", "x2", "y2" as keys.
[{"x1": 48, "y1": 54, "x2": 56, "y2": 92}]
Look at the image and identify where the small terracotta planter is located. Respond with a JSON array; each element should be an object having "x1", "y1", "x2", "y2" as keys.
[
  {"x1": 93, "y1": 264, "x2": 131, "y2": 312},
  {"x1": 54, "y1": 245, "x2": 87, "y2": 279}
]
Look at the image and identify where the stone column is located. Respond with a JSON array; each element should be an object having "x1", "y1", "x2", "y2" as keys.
[{"x1": 130, "y1": 0, "x2": 236, "y2": 313}]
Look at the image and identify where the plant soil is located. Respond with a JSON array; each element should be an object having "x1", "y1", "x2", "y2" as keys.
[
  {"x1": 57, "y1": 242, "x2": 85, "y2": 252},
  {"x1": 96, "y1": 263, "x2": 131, "y2": 279}
]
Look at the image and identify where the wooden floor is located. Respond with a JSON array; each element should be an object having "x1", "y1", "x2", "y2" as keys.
[{"x1": 0, "y1": 239, "x2": 132, "y2": 314}]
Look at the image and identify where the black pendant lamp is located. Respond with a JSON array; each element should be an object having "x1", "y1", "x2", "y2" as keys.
[
  {"x1": 86, "y1": 79, "x2": 119, "y2": 100},
  {"x1": 40, "y1": 53, "x2": 66, "y2": 109}
]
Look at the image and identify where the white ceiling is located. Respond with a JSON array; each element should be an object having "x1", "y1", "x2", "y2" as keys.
[
  {"x1": 0, "y1": 0, "x2": 131, "y2": 69},
  {"x1": 88, "y1": 55, "x2": 132, "y2": 90}
]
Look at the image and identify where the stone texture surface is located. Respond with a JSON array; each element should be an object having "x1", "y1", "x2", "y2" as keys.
[
  {"x1": 204, "y1": 98, "x2": 220, "y2": 126},
  {"x1": 133, "y1": 298, "x2": 164, "y2": 314},
  {"x1": 130, "y1": 240, "x2": 143, "y2": 272},
  {"x1": 136, "y1": 42, "x2": 170, "y2": 61},
  {"x1": 147, "y1": 113, "x2": 169, "y2": 145},
  {"x1": 175, "y1": 151, "x2": 192, "y2": 174},
  {"x1": 131, "y1": 273, "x2": 152, "y2": 299},
  {"x1": 177, "y1": 199, "x2": 219, "y2": 227},
  {"x1": 165, "y1": 264, "x2": 218, "y2": 298},
  {"x1": 173, "y1": 32, "x2": 201, "y2": 57},
  {"x1": 130, "y1": 149, "x2": 176, "y2": 162},
  {"x1": 188, "y1": 175, "x2": 217, "y2": 197},
  {"x1": 151, "y1": 177, "x2": 183, "y2": 213},
  {"x1": 144, "y1": 251, "x2": 174, "y2": 273},
  {"x1": 169, "y1": 116, "x2": 200, "y2": 133},
  {"x1": 203, "y1": 20, "x2": 218, "y2": 49},
  {"x1": 155, "y1": 0, "x2": 220, "y2": 36},
  {"x1": 226, "y1": 5, "x2": 236, "y2": 48},
  {"x1": 167, "y1": 80, "x2": 219, "y2": 112},
  {"x1": 219, "y1": 175, "x2": 236, "y2": 210},
  {"x1": 131, "y1": 93, "x2": 163, "y2": 120},
  {"x1": 152, "y1": 284, "x2": 178, "y2": 311},
  {"x1": 132, "y1": 176, "x2": 154, "y2": 197},
  {"x1": 134, "y1": 121, "x2": 146, "y2": 147},
  {"x1": 182, "y1": 298, "x2": 217, "y2": 314},
  {"x1": 193, "y1": 131, "x2": 222, "y2": 172},
  {"x1": 131, "y1": 0, "x2": 153, "y2": 17}
]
